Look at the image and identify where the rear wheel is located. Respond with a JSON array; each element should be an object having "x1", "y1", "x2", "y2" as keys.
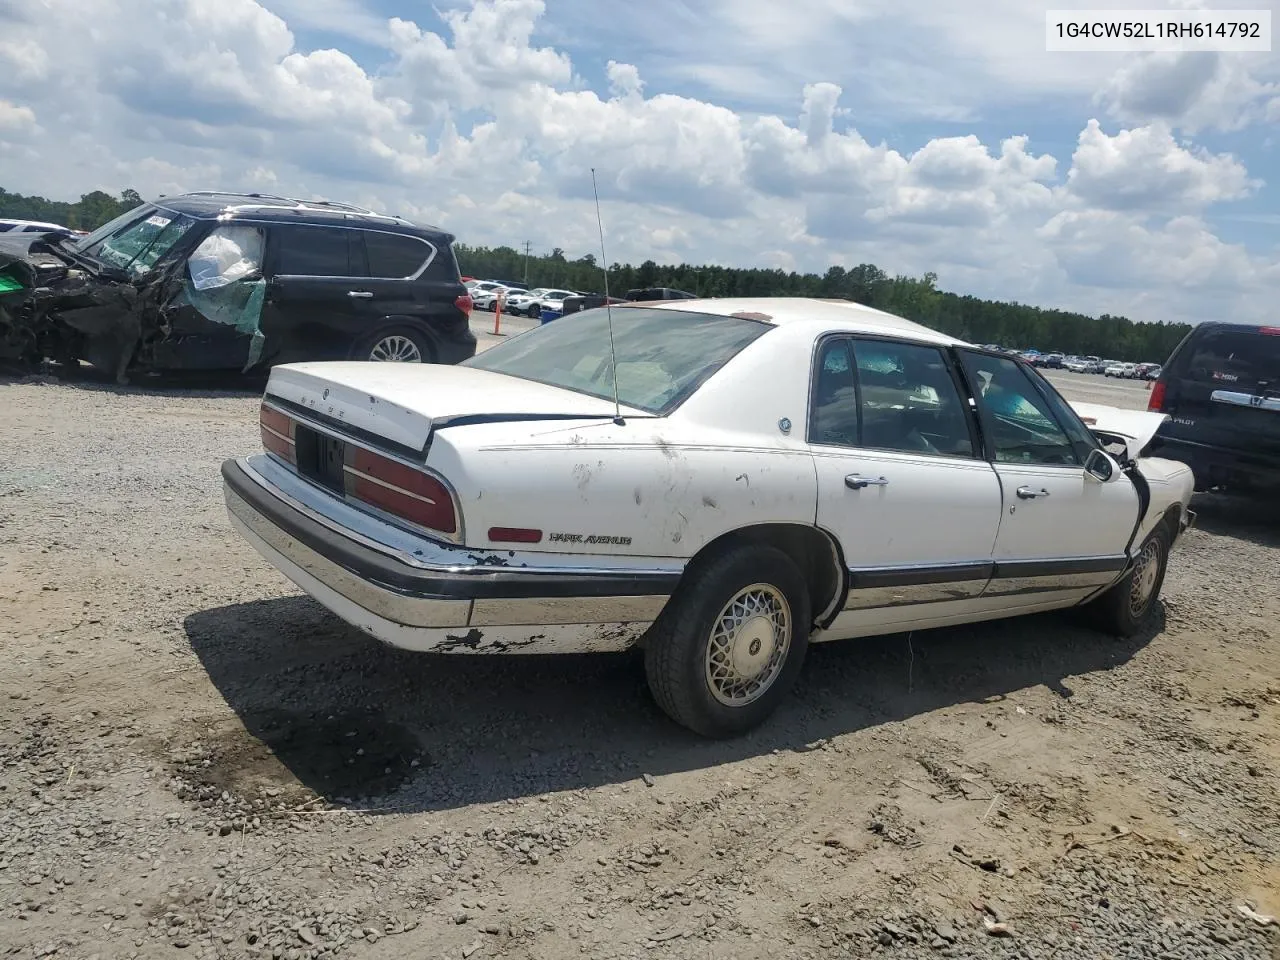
[
  {"x1": 363, "y1": 327, "x2": 434, "y2": 364},
  {"x1": 1083, "y1": 524, "x2": 1171, "y2": 636},
  {"x1": 644, "y1": 545, "x2": 810, "y2": 737}
]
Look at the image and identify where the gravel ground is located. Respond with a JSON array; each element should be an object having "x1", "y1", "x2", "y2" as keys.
[{"x1": 2, "y1": 330, "x2": 1278, "y2": 960}]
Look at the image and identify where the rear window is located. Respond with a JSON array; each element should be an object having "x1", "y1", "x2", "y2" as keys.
[
  {"x1": 1181, "y1": 328, "x2": 1280, "y2": 389},
  {"x1": 463, "y1": 307, "x2": 770, "y2": 415},
  {"x1": 364, "y1": 231, "x2": 432, "y2": 279}
]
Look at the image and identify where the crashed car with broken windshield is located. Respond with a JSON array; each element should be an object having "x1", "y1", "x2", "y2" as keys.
[
  {"x1": 223, "y1": 298, "x2": 1195, "y2": 737},
  {"x1": 0, "y1": 192, "x2": 475, "y2": 381}
]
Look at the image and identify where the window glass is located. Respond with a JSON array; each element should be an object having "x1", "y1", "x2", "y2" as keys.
[
  {"x1": 364, "y1": 231, "x2": 431, "y2": 279},
  {"x1": 273, "y1": 225, "x2": 354, "y2": 277},
  {"x1": 73, "y1": 204, "x2": 150, "y2": 252},
  {"x1": 852, "y1": 340, "x2": 974, "y2": 457},
  {"x1": 87, "y1": 211, "x2": 196, "y2": 277},
  {"x1": 1181, "y1": 329, "x2": 1280, "y2": 390},
  {"x1": 961, "y1": 353, "x2": 1079, "y2": 465},
  {"x1": 464, "y1": 307, "x2": 768, "y2": 415},
  {"x1": 809, "y1": 339, "x2": 859, "y2": 447},
  {"x1": 1024, "y1": 364, "x2": 1098, "y2": 463}
]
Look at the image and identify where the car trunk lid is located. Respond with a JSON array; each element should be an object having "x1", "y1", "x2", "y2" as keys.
[{"x1": 265, "y1": 361, "x2": 647, "y2": 455}]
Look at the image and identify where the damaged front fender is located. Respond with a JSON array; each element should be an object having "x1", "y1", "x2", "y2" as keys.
[{"x1": 0, "y1": 223, "x2": 268, "y2": 383}]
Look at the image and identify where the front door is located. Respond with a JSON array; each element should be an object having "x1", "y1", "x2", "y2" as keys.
[
  {"x1": 810, "y1": 337, "x2": 1004, "y2": 635},
  {"x1": 957, "y1": 351, "x2": 1139, "y2": 600}
]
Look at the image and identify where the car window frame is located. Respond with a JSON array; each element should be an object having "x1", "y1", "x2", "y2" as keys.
[
  {"x1": 806, "y1": 333, "x2": 982, "y2": 462},
  {"x1": 358, "y1": 229, "x2": 437, "y2": 280},
  {"x1": 956, "y1": 348, "x2": 1086, "y2": 468},
  {"x1": 261, "y1": 223, "x2": 437, "y2": 281}
]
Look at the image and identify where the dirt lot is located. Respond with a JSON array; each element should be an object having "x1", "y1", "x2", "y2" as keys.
[{"x1": 2, "y1": 339, "x2": 1279, "y2": 960}]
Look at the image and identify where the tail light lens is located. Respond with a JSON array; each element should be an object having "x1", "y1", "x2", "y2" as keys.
[
  {"x1": 260, "y1": 404, "x2": 296, "y2": 464},
  {"x1": 345, "y1": 447, "x2": 458, "y2": 535},
  {"x1": 455, "y1": 292, "x2": 473, "y2": 317},
  {"x1": 1148, "y1": 379, "x2": 1167, "y2": 412}
]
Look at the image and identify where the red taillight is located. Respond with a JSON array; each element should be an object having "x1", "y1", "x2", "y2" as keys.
[
  {"x1": 455, "y1": 293, "x2": 473, "y2": 317},
  {"x1": 345, "y1": 447, "x2": 457, "y2": 535},
  {"x1": 1148, "y1": 379, "x2": 1167, "y2": 412},
  {"x1": 1260, "y1": 326, "x2": 1280, "y2": 336},
  {"x1": 488, "y1": 526, "x2": 543, "y2": 544},
  {"x1": 260, "y1": 404, "x2": 296, "y2": 464}
]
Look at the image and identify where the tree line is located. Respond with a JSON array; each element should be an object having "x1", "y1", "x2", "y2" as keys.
[
  {"x1": 457, "y1": 245, "x2": 1189, "y2": 363},
  {"x1": 0, "y1": 186, "x2": 143, "y2": 232},
  {"x1": 0, "y1": 185, "x2": 1189, "y2": 362}
]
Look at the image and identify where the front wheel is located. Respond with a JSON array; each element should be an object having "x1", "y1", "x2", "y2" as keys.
[
  {"x1": 643, "y1": 545, "x2": 810, "y2": 737},
  {"x1": 1082, "y1": 525, "x2": 1171, "y2": 636}
]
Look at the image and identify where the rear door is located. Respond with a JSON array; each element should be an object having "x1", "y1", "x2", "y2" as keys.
[
  {"x1": 1158, "y1": 324, "x2": 1280, "y2": 460},
  {"x1": 810, "y1": 336, "x2": 1003, "y2": 633}
]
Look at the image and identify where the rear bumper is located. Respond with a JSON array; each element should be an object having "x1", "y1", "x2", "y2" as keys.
[
  {"x1": 436, "y1": 326, "x2": 477, "y2": 364},
  {"x1": 1149, "y1": 435, "x2": 1280, "y2": 492},
  {"x1": 222, "y1": 457, "x2": 676, "y2": 652}
]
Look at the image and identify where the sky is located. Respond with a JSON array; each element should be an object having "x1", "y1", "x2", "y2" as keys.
[{"x1": 0, "y1": 0, "x2": 1277, "y2": 326}]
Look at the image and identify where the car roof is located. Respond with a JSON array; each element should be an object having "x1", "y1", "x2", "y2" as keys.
[
  {"x1": 149, "y1": 192, "x2": 453, "y2": 241},
  {"x1": 627, "y1": 297, "x2": 969, "y2": 347}
]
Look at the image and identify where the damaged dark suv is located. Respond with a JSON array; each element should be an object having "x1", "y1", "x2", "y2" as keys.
[{"x1": 0, "y1": 192, "x2": 476, "y2": 382}]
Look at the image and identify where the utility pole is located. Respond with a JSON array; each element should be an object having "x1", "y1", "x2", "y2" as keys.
[{"x1": 523, "y1": 241, "x2": 532, "y2": 285}]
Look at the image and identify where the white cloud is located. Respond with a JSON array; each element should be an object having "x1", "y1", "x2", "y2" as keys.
[
  {"x1": 1098, "y1": 51, "x2": 1280, "y2": 133},
  {"x1": 0, "y1": 0, "x2": 1274, "y2": 330},
  {"x1": 1065, "y1": 119, "x2": 1258, "y2": 212},
  {"x1": 0, "y1": 100, "x2": 36, "y2": 129}
]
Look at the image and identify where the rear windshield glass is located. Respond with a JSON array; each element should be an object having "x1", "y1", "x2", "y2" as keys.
[
  {"x1": 463, "y1": 307, "x2": 770, "y2": 415},
  {"x1": 1182, "y1": 329, "x2": 1280, "y2": 389}
]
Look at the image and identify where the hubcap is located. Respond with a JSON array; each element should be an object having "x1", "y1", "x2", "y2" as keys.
[
  {"x1": 369, "y1": 335, "x2": 422, "y2": 363},
  {"x1": 1129, "y1": 538, "x2": 1163, "y2": 617},
  {"x1": 704, "y1": 584, "x2": 791, "y2": 707}
]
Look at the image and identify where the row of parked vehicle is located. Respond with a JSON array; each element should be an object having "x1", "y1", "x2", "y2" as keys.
[
  {"x1": 979, "y1": 346, "x2": 1161, "y2": 380},
  {"x1": 463, "y1": 278, "x2": 696, "y2": 320}
]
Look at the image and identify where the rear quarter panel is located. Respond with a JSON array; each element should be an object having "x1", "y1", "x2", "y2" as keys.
[{"x1": 428, "y1": 419, "x2": 818, "y2": 559}]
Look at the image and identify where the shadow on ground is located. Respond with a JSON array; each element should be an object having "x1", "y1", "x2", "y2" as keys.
[
  {"x1": 184, "y1": 594, "x2": 1163, "y2": 813},
  {"x1": 1189, "y1": 491, "x2": 1280, "y2": 549},
  {"x1": 1, "y1": 365, "x2": 265, "y2": 398}
]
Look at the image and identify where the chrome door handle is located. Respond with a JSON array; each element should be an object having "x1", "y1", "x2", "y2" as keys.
[
  {"x1": 1016, "y1": 486, "x2": 1050, "y2": 499},
  {"x1": 347, "y1": 290, "x2": 374, "y2": 299},
  {"x1": 845, "y1": 475, "x2": 889, "y2": 490}
]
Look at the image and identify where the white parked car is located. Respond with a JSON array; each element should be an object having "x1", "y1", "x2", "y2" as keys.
[
  {"x1": 1105, "y1": 362, "x2": 1136, "y2": 378},
  {"x1": 224, "y1": 298, "x2": 1195, "y2": 737},
  {"x1": 466, "y1": 281, "x2": 508, "y2": 310},
  {"x1": 505, "y1": 288, "x2": 576, "y2": 317},
  {"x1": 0, "y1": 218, "x2": 73, "y2": 235}
]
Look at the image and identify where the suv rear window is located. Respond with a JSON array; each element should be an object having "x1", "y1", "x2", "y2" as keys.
[
  {"x1": 364, "y1": 231, "x2": 432, "y2": 279},
  {"x1": 1181, "y1": 328, "x2": 1280, "y2": 389}
]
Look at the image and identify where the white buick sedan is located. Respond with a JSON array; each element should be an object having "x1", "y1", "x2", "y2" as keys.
[{"x1": 224, "y1": 298, "x2": 1194, "y2": 737}]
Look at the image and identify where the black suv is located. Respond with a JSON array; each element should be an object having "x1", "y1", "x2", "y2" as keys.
[
  {"x1": 1147, "y1": 322, "x2": 1280, "y2": 493},
  {"x1": 0, "y1": 191, "x2": 475, "y2": 381}
]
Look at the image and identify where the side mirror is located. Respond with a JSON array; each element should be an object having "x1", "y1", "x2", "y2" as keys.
[{"x1": 1085, "y1": 448, "x2": 1116, "y2": 482}]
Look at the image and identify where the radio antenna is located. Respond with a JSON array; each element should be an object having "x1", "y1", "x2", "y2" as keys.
[{"x1": 591, "y1": 167, "x2": 624, "y2": 426}]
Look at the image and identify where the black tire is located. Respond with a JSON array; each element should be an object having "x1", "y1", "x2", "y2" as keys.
[
  {"x1": 1082, "y1": 524, "x2": 1171, "y2": 637},
  {"x1": 360, "y1": 326, "x2": 435, "y2": 364},
  {"x1": 644, "y1": 545, "x2": 810, "y2": 738}
]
